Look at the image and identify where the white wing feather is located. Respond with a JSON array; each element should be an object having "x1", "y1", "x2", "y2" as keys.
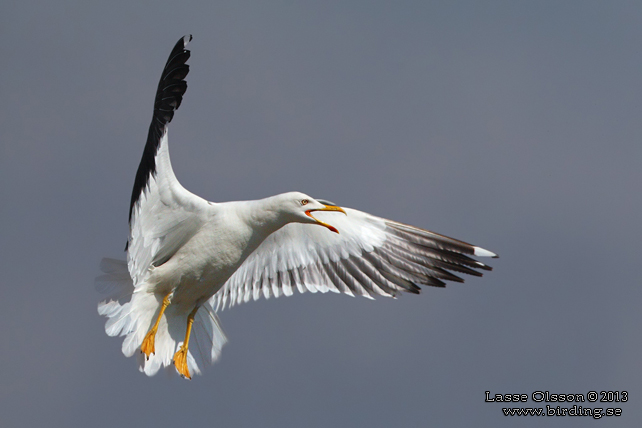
[
  {"x1": 212, "y1": 208, "x2": 495, "y2": 311},
  {"x1": 127, "y1": 132, "x2": 209, "y2": 285}
]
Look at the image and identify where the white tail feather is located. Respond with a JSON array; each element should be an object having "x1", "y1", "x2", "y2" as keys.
[{"x1": 96, "y1": 258, "x2": 228, "y2": 377}]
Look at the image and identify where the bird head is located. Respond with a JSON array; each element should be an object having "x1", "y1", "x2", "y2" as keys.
[{"x1": 284, "y1": 192, "x2": 346, "y2": 233}]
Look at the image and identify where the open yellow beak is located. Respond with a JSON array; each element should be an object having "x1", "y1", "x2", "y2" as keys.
[{"x1": 305, "y1": 205, "x2": 346, "y2": 233}]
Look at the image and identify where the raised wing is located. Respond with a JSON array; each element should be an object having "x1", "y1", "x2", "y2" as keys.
[
  {"x1": 127, "y1": 35, "x2": 210, "y2": 285},
  {"x1": 212, "y1": 208, "x2": 497, "y2": 310}
]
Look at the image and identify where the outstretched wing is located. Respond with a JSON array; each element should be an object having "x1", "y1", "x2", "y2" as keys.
[
  {"x1": 127, "y1": 35, "x2": 210, "y2": 285},
  {"x1": 212, "y1": 207, "x2": 497, "y2": 310}
]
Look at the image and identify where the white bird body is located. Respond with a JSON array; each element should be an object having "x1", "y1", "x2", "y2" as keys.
[
  {"x1": 145, "y1": 194, "x2": 321, "y2": 310},
  {"x1": 97, "y1": 35, "x2": 498, "y2": 379}
]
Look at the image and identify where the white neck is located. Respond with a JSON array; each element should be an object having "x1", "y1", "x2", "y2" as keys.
[{"x1": 227, "y1": 194, "x2": 295, "y2": 244}]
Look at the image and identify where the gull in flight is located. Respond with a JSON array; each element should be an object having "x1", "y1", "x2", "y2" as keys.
[{"x1": 97, "y1": 35, "x2": 498, "y2": 379}]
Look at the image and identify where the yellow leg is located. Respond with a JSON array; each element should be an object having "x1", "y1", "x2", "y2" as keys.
[
  {"x1": 140, "y1": 293, "x2": 171, "y2": 359},
  {"x1": 173, "y1": 306, "x2": 199, "y2": 379}
]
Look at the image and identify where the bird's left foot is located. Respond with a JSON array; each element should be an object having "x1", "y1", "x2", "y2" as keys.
[
  {"x1": 173, "y1": 345, "x2": 191, "y2": 379},
  {"x1": 140, "y1": 328, "x2": 157, "y2": 359}
]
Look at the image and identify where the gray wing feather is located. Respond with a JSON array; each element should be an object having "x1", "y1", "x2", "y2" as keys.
[{"x1": 211, "y1": 208, "x2": 495, "y2": 311}]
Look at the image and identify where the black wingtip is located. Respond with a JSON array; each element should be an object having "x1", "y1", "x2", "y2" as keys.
[{"x1": 128, "y1": 36, "x2": 193, "y2": 224}]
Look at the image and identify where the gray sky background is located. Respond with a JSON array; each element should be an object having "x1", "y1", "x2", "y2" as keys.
[{"x1": 1, "y1": 1, "x2": 641, "y2": 427}]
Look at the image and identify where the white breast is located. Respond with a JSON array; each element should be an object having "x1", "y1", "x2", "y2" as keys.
[{"x1": 144, "y1": 201, "x2": 276, "y2": 312}]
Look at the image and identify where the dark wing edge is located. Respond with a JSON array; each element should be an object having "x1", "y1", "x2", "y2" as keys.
[
  {"x1": 367, "y1": 220, "x2": 497, "y2": 292},
  {"x1": 308, "y1": 220, "x2": 497, "y2": 298},
  {"x1": 128, "y1": 35, "x2": 193, "y2": 225}
]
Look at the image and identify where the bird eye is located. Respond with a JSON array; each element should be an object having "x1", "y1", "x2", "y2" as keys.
[{"x1": 301, "y1": 199, "x2": 309, "y2": 206}]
